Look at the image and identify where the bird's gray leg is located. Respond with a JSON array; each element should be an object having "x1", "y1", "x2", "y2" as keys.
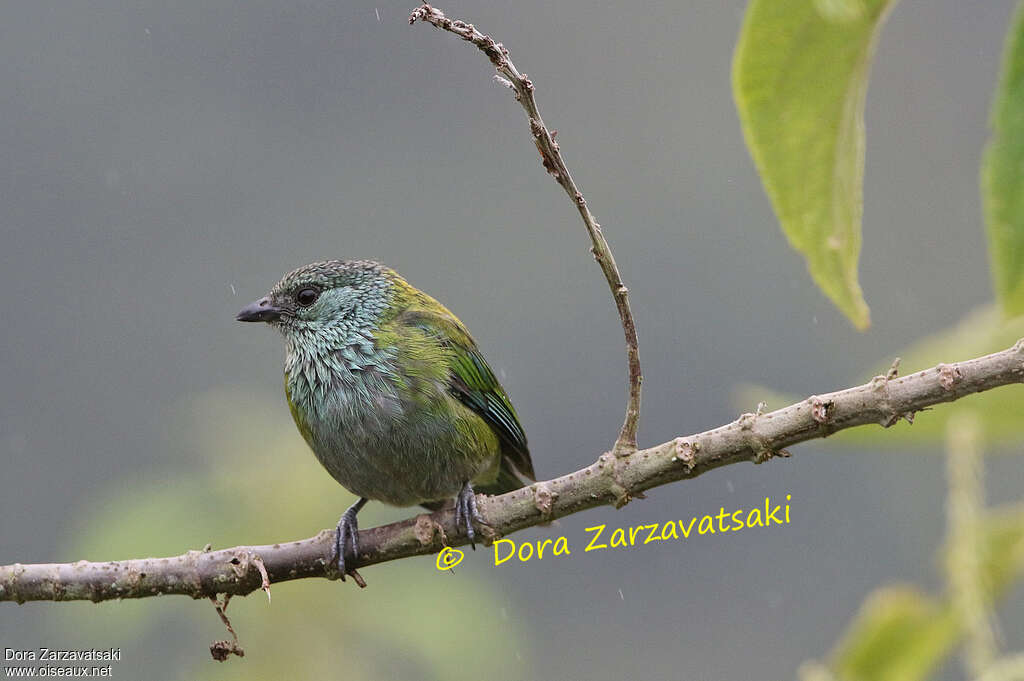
[
  {"x1": 335, "y1": 497, "x2": 368, "y2": 580},
  {"x1": 454, "y1": 482, "x2": 488, "y2": 549}
]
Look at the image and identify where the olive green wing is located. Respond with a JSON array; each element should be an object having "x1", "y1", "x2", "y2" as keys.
[
  {"x1": 446, "y1": 344, "x2": 535, "y2": 483},
  {"x1": 396, "y1": 298, "x2": 535, "y2": 489}
]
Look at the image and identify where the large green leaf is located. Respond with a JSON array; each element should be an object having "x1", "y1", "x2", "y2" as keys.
[
  {"x1": 734, "y1": 0, "x2": 898, "y2": 330},
  {"x1": 982, "y1": 0, "x2": 1024, "y2": 318},
  {"x1": 734, "y1": 304, "x2": 1024, "y2": 449}
]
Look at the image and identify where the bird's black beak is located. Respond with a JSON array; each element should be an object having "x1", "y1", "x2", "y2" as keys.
[{"x1": 236, "y1": 297, "x2": 282, "y2": 323}]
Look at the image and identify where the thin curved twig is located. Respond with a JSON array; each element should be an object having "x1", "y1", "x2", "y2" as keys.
[{"x1": 409, "y1": 4, "x2": 642, "y2": 454}]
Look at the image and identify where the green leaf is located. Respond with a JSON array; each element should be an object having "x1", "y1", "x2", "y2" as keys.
[
  {"x1": 734, "y1": 304, "x2": 1024, "y2": 449},
  {"x1": 829, "y1": 586, "x2": 959, "y2": 681},
  {"x1": 824, "y1": 504, "x2": 1024, "y2": 681},
  {"x1": 982, "y1": 0, "x2": 1024, "y2": 318},
  {"x1": 960, "y1": 502, "x2": 1024, "y2": 601},
  {"x1": 733, "y1": 0, "x2": 898, "y2": 330}
]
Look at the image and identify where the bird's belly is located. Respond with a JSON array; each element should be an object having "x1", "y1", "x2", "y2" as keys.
[{"x1": 305, "y1": 394, "x2": 496, "y2": 507}]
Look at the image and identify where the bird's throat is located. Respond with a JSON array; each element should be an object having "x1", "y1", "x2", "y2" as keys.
[{"x1": 283, "y1": 327, "x2": 398, "y2": 423}]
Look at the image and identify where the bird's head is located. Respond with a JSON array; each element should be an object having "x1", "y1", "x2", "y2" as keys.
[{"x1": 236, "y1": 260, "x2": 393, "y2": 342}]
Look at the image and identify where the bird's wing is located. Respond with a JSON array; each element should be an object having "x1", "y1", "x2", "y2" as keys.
[
  {"x1": 396, "y1": 296, "x2": 535, "y2": 484},
  {"x1": 446, "y1": 345, "x2": 534, "y2": 479}
]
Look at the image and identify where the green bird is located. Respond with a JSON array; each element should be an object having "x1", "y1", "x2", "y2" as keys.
[{"x1": 236, "y1": 260, "x2": 535, "y2": 578}]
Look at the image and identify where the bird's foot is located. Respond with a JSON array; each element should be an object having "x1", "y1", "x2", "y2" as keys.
[
  {"x1": 454, "y1": 482, "x2": 488, "y2": 549},
  {"x1": 334, "y1": 497, "x2": 367, "y2": 581}
]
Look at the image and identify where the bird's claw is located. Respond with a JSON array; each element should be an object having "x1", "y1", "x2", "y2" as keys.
[
  {"x1": 454, "y1": 482, "x2": 488, "y2": 549},
  {"x1": 334, "y1": 498, "x2": 367, "y2": 581}
]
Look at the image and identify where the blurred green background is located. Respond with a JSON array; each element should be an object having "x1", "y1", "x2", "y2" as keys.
[{"x1": 1, "y1": 1, "x2": 1023, "y2": 679}]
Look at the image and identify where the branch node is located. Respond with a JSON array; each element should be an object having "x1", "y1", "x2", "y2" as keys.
[
  {"x1": 597, "y1": 452, "x2": 632, "y2": 508},
  {"x1": 809, "y1": 397, "x2": 835, "y2": 425},
  {"x1": 492, "y1": 74, "x2": 514, "y2": 91},
  {"x1": 671, "y1": 438, "x2": 697, "y2": 473},
  {"x1": 755, "y1": 444, "x2": 775, "y2": 462},
  {"x1": 737, "y1": 413, "x2": 776, "y2": 463},
  {"x1": 251, "y1": 554, "x2": 271, "y2": 603},
  {"x1": 880, "y1": 405, "x2": 916, "y2": 428},
  {"x1": 532, "y1": 482, "x2": 558, "y2": 519},
  {"x1": 413, "y1": 513, "x2": 446, "y2": 548},
  {"x1": 610, "y1": 487, "x2": 631, "y2": 509},
  {"x1": 407, "y1": 4, "x2": 433, "y2": 25},
  {"x1": 887, "y1": 357, "x2": 901, "y2": 380},
  {"x1": 938, "y1": 363, "x2": 964, "y2": 391}
]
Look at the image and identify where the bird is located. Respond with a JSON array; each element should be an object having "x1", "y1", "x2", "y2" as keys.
[{"x1": 236, "y1": 260, "x2": 535, "y2": 579}]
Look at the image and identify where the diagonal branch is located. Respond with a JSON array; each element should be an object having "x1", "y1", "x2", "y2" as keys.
[
  {"x1": 408, "y1": 4, "x2": 643, "y2": 454},
  {"x1": 3, "y1": 340, "x2": 1023, "y2": 603}
]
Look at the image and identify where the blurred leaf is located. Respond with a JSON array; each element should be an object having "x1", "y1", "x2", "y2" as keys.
[
  {"x1": 734, "y1": 304, "x2": 1024, "y2": 449},
  {"x1": 52, "y1": 388, "x2": 531, "y2": 681},
  {"x1": 962, "y1": 502, "x2": 1024, "y2": 600},
  {"x1": 829, "y1": 585, "x2": 958, "y2": 681},
  {"x1": 733, "y1": 0, "x2": 898, "y2": 330},
  {"x1": 982, "y1": 0, "x2": 1024, "y2": 318},
  {"x1": 825, "y1": 504, "x2": 1024, "y2": 681}
]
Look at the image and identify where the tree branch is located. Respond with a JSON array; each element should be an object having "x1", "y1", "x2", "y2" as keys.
[
  {"x1": 408, "y1": 4, "x2": 643, "y2": 454},
  {"x1": 3, "y1": 340, "x2": 1023, "y2": 603}
]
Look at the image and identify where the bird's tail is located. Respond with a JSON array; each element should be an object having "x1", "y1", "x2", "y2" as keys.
[{"x1": 475, "y1": 457, "x2": 533, "y2": 497}]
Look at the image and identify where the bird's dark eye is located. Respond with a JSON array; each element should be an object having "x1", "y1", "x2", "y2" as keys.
[{"x1": 295, "y1": 288, "x2": 320, "y2": 307}]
